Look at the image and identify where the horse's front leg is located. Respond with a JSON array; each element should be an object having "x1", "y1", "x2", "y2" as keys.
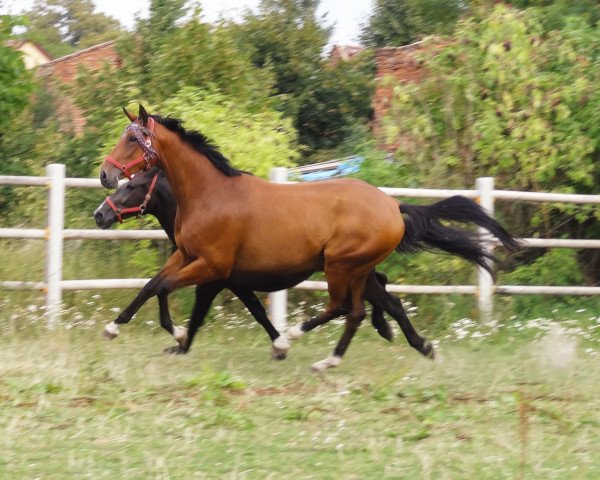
[
  {"x1": 229, "y1": 284, "x2": 289, "y2": 360},
  {"x1": 165, "y1": 281, "x2": 225, "y2": 355},
  {"x1": 103, "y1": 249, "x2": 187, "y2": 339},
  {"x1": 157, "y1": 293, "x2": 188, "y2": 348}
]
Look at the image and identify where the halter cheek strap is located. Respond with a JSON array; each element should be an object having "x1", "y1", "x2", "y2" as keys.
[
  {"x1": 104, "y1": 153, "x2": 149, "y2": 180},
  {"x1": 104, "y1": 117, "x2": 158, "y2": 180},
  {"x1": 104, "y1": 173, "x2": 160, "y2": 223}
]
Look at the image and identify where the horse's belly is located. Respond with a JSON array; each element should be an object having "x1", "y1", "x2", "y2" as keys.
[
  {"x1": 233, "y1": 246, "x2": 323, "y2": 274},
  {"x1": 227, "y1": 270, "x2": 315, "y2": 292}
]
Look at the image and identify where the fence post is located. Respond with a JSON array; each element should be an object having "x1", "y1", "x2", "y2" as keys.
[
  {"x1": 45, "y1": 163, "x2": 65, "y2": 328},
  {"x1": 476, "y1": 177, "x2": 494, "y2": 322},
  {"x1": 268, "y1": 167, "x2": 289, "y2": 331}
]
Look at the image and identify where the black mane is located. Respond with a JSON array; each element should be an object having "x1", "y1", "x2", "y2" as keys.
[{"x1": 151, "y1": 114, "x2": 242, "y2": 177}]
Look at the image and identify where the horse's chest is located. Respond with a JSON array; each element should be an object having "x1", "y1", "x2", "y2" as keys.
[{"x1": 174, "y1": 228, "x2": 198, "y2": 260}]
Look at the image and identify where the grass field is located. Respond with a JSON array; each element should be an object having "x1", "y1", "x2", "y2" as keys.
[{"x1": 0, "y1": 303, "x2": 598, "y2": 479}]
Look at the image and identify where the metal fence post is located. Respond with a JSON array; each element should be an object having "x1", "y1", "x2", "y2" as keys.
[
  {"x1": 476, "y1": 177, "x2": 494, "y2": 322},
  {"x1": 45, "y1": 163, "x2": 65, "y2": 328},
  {"x1": 268, "y1": 167, "x2": 289, "y2": 331}
]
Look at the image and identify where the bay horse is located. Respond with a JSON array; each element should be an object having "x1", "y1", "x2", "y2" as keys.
[
  {"x1": 94, "y1": 167, "x2": 460, "y2": 360},
  {"x1": 99, "y1": 106, "x2": 519, "y2": 371},
  {"x1": 94, "y1": 167, "x2": 408, "y2": 358}
]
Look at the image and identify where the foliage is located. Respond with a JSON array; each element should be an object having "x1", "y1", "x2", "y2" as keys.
[
  {"x1": 376, "y1": 6, "x2": 600, "y2": 287},
  {"x1": 0, "y1": 15, "x2": 33, "y2": 136},
  {"x1": 24, "y1": 0, "x2": 121, "y2": 58},
  {"x1": 504, "y1": 248, "x2": 582, "y2": 287},
  {"x1": 117, "y1": 0, "x2": 187, "y2": 100},
  {"x1": 500, "y1": 248, "x2": 594, "y2": 316},
  {"x1": 158, "y1": 87, "x2": 299, "y2": 176},
  {"x1": 0, "y1": 15, "x2": 35, "y2": 215},
  {"x1": 236, "y1": 0, "x2": 373, "y2": 155},
  {"x1": 360, "y1": 0, "x2": 466, "y2": 47},
  {"x1": 135, "y1": 14, "x2": 275, "y2": 107},
  {"x1": 510, "y1": 0, "x2": 600, "y2": 30},
  {"x1": 384, "y1": 6, "x2": 600, "y2": 237},
  {"x1": 296, "y1": 52, "x2": 375, "y2": 155},
  {"x1": 238, "y1": 0, "x2": 332, "y2": 116}
]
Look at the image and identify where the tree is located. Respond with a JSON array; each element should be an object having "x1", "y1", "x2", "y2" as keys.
[
  {"x1": 510, "y1": 0, "x2": 600, "y2": 29},
  {"x1": 360, "y1": 0, "x2": 466, "y2": 47},
  {"x1": 158, "y1": 87, "x2": 299, "y2": 177},
  {"x1": 237, "y1": 0, "x2": 332, "y2": 117},
  {"x1": 235, "y1": 0, "x2": 373, "y2": 156},
  {"x1": 385, "y1": 7, "x2": 600, "y2": 193},
  {"x1": 383, "y1": 6, "x2": 600, "y2": 281},
  {"x1": 139, "y1": 15, "x2": 275, "y2": 107},
  {"x1": 0, "y1": 15, "x2": 33, "y2": 138},
  {"x1": 24, "y1": 0, "x2": 121, "y2": 58},
  {"x1": 294, "y1": 52, "x2": 375, "y2": 153},
  {"x1": 118, "y1": 0, "x2": 188, "y2": 100}
]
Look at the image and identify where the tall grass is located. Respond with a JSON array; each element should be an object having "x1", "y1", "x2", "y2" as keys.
[{"x1": 0, "y1": 316, "x2": 597, "y2": 479}]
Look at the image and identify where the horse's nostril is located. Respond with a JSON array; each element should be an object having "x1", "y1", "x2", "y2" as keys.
[
  {"x1": 100, "y1": 170, "x2": 107, "y2": 181},
  {"x1": 94, "y1": 211, "x2": 103, "y2": 222}
]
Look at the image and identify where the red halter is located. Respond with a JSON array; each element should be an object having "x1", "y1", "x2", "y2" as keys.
[
  {"x1": 104, "y1": 117, "x2": 158, "y2": 180},
  {"x1": 104, "y1": 172, "x2": 159, "y2": 223}
]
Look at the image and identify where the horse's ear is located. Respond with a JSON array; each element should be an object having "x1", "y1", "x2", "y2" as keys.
[
  {"x1": 123, "y1": 107, "x2": 137, "y2": 122},
  {"x1": 138, "y1": 104, "x2": 149, "y2": 125}
]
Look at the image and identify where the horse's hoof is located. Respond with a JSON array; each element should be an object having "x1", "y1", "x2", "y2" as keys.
[
  {"x1": 375, "y1": 324, "x2": 394, "y2": 343},
  {"x1": 103, "y1": 322, "x2": 120, "y2": 339},
  {"x1": 422, "y1": 340, "x2": 436, "y2": 360},
  {"x1": 311, "y1": 355, "x2": 341, "y2": 372},
  {"x1": 173, "y1": 325, "x2": 188, "y2": 347},
  {"x1": 273, "y1": 335, "x2": 290, "y2": 350},
  {"x1": 287, "y1": 325, "x2": 304, "y2": 340},
  {"x1": 164, "y1": 345, "x2": 187, "y2": 355},
  {"x1": 271, "y1": 346, "x2": 288, "y2": 360}
]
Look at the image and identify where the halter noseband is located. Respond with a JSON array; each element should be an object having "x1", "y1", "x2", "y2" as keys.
[
  {"x1": 104, "y1": 117, "x2": 159, "y2": 179},
  {"x1": 104, "y1": 172, "x2": 160, "y2": 223}
]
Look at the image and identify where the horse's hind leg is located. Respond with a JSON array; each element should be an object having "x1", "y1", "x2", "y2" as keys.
[
  {"x1": 284, "y1": 275, "x2": 349, "y2": 342},
  {"x1": 364, "y1": 273, "x2": 435, "y2": 359},
  {"x1": 311, "y1": 273, "x2": 368, "y2": 372},
  {"x1": 370, "y1": 271, "x2": 393, "y2": 342}
]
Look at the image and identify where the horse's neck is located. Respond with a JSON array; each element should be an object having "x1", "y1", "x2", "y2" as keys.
[
  {"x1": 159, "y1": 140, "x2": 226, "y2": 215},
  {"x1": 150, "y1": 181, "x2": 177, "y2": 245}
]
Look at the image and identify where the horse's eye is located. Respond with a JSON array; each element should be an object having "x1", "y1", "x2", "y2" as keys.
[
  {"x1": 128, "y1": 136, "x2": 137, "y2": 142},
  {"x1": 125, "y1": 183, "x2": 134, "y2": 190}
]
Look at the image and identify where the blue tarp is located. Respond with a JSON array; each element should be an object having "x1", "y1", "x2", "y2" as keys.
[{"x1": 300, "y1": 156, "x2": 364, "y2": 181}]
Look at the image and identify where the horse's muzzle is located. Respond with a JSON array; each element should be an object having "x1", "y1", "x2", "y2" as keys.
[
  {"x1": 94, "y1": 209, "x2": 114, "y2": 229},
  {"x1": 100, "y1": 169, "x2": 118, "y2": 189}
]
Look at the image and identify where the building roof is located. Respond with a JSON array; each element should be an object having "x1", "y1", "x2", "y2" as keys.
[
  {"x1": 39, "y1": 40, "x2": 115, "y2": 68},
  {"x1": 328, "y1": 44, "x2": 365, "y2": 66},
  {"x1": 37, "y1": 40, "x2": 120, "y2": 84}
]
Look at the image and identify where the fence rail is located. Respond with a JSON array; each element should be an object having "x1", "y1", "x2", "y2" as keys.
[{"x1": 1, "y1": 164, "x2": 599, "y2": 328}]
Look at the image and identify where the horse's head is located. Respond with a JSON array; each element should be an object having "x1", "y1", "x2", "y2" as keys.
[
  {"x1": 94, "y1": 167, "x2": 162, "y2": 229},
  {"x1": 99, "y1": 105, "x2": 159, "y2": 188}
]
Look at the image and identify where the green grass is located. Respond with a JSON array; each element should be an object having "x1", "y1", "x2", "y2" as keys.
[{"x1": 0, "y1": 315, "x2": 598, "y2": 479}]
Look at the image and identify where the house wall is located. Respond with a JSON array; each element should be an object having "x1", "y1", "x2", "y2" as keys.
[
  {"x1": 38, "y1": 41, "x2": 119, "y2": 84},
  {"x1": 36, "y1": 41, "x2": 120, "y2": 134},
  {"x1": 372, "y1": 43, "x2": 427, "y2": 148},
  {"x1": 18, "y1": 42, "x2": 52, "y2": 69}
]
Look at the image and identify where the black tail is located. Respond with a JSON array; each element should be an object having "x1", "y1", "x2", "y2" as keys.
[{"x1": 397, "y1": 196, "x2": 521, "y2": 276}]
